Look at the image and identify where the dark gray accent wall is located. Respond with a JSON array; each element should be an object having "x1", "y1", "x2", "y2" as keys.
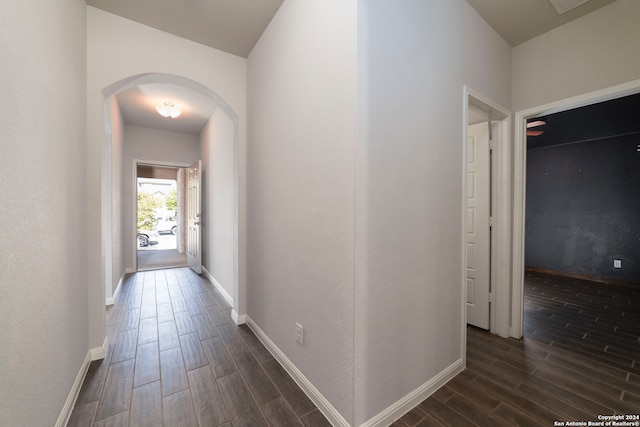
[{"x1": 525, "y1": 134, "x2": 640, "y2": 283}]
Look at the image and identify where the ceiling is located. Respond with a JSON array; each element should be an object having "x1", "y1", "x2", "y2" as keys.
[
  {"x1": 466, "y1": 0, "x2": 618, "y2": 46},
  {"x1": 86, "y1": 0, "x2": 284, "y2": 58},
  {"x1": 93, "y1": 0, "x2": 620, "y2": 135}
]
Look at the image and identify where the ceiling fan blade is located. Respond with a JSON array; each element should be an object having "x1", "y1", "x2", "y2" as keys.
[
  {"x1": 527, "y1": 130, "x2": 544, "y2": 137},
  {"x1": 527, "y1": 120, "x2": 546, "y2": 128}
]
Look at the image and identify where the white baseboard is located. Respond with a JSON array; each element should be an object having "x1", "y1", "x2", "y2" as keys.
[
  {"x1": 246, "y1": 316, "x2": 351, "y2": 427},
  {"x1": 359, "y1": 358, "x2": 464, "y2": 427},
  {"x1": 55, "y1": 350, "x2": 91, "y2": 427},
  {"x1": 202, "y1": 266, "x2": 234, "y2": 308},
  {"x1": 232, "y1": 310, "x2": 246, "y2": 325},
  {"x1": 106, "y1": 271, "x2": 126, "y2": 306},
  {"x1": 90, "y1": 336, "x2": 109, "y2": 361},
  {"x1": 246, "y1": 316, "x2": 463, "y2": 427}
]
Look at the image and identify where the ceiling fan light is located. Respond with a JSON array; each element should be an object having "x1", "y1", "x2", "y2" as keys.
[
  {"x1": 156, "y1": 101, "x2": 182, "y2": 118},
  {"x1": 527, "y1": 120, "x2": 546, "y2": 128}
]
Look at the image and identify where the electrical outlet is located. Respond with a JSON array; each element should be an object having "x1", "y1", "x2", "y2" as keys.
[
  {"x1": 613, "y1": 259, "x2": 622, "y2": 269},
  {"x1": 296, "y1": 323, "x2": 304, "y2": 346}
]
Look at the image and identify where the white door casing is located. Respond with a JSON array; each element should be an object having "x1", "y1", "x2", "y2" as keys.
[
  {"x1": 466, "y1": 122, "x2": 491, "y2": 329},
  {"x1": 187, "y1": 160, "x2": 202, "y2": 274}
]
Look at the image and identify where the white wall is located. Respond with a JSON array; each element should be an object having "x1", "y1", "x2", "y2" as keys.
[
  {"x1": 87, "y1": 6, "x2": 247, "y2": 348},
  {"x1": 200, "y1": 109, "x2": 236, "y2": 297},
  {"x1": 0, "y1": 0, "x2": 88, "y2": 425},
  {"x1": 355, "y1": 0, "x2": 511, "y2": 424},
  {"x1": 106, "y1": 96, "x2": 125, "y2": 295},
  {"x1": 123, "y1": 124, "x2": 200, "y2": 270},
  {"x1": 247, "y1": 0, "x2": 357, "y2": 423},
  {"x1": 512, "y1": 0, "x2": 640, "y2": 111}
]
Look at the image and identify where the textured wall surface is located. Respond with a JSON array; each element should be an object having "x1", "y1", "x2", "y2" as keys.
[
  {"x1": 0, "y1": 0, "x2": 88, "y2": 425},
  {"x1": 526, "y1": 135, "x2": 640, "y2": 283}
]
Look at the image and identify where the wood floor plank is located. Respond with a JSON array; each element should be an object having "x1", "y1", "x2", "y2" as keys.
[
  {"x1": 157, "y1": 302, "x2": 175, "y2": 323},
  {"x1": 92, "y1": 411, "x2": 129, "y2": 427},
  {"x1": 444, "y1": 394, "x2": 511, "y2": 427},
  {"x1": 201, "y1": 336, "x2": 236, "y2": 378},
  {"x1": 160, "y1": 347, "x2": 189, "y2": 397},
  {"x1": 239, "y1": 325, "x2": 274, "y2": 363},
  {"x1": 119, "y1": 308, "x2": 140, "y2": 332},
  {"x1": 111, "y1": 328, "x2": 138, "y2": 363},
  {"x1": 192, "y1": 313, "x2": 219, "y2": 340},
  {"x1": 187, "y1": 365, "x2": 229, "y2": 426},
  {"x1": 163, "y1": 389, "x2": 198, "y2": 427},
  {"x1": 418, "y1": 397, "x2": 476, "y2": 426},
  {"x1": 261, "y1": 396, "x2": 303, "y2": 426},
  {"x1": 129, "y1": 381, "x2": 162, "y2": 427},
  {"x1": 67, "y1": 401, "x2": 97, "y2": 427},
  {"x1": 231, "y1": 349, "x2": 281, "y2": 405},
  {"x1": 134, "y1": 342, "x2": 160, "y2": 387},
  {"x1": 218, "y1": 372, "x2": 268, "y2": 427},
  {"x1": 300, "y1": 409, "x2": 333, "y2": 427},
  {"x1": 95, "y1": 359, "x2": 134, "y2": 421},
  {"x1": 179, "y1": 332, "x2": 209, "y2": 371},
  {"x1": 174, "y1": 311, "x2": 197, "y2": 336},
  {"x1": 217, "y1": 323, "x2": 249, "y2": 355},
  {"x1": 138, "y1": 317, "x2": 158, "y2": 345},
  {"x1": 262, "y1": 359, "x2": 317, "y2": 417},
  {"x1": 158, "y1": 320, "x2": 180, "y2": 351}
]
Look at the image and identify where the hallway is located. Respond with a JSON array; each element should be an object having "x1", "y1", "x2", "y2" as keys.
[{"x1": 69, "y1": 268, "x2": 330, "y2": 426}]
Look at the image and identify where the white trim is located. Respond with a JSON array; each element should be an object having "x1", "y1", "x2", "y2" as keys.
[
  {"x1": 105, "y1": 272, "x2": 126, "y2": 306},
  {"x1": 55, "y1": 350, "x2": 91, "y2": 427},
  {"x1": 246, "y1": 316, "x2": 350, "y2": 427},
  {"x1": 511, "y1": 78, "x2": 640, "y2": 339},
  {"x1": 463, "y1": 86, "x2": 512, "y2": 342},
  {"x1": 232, "y1": 310, "x2": 247, "y2": 325},
  {"x1": 90, "y1": 336, "x2": 109, "y2": 361},
  {"x1": 360, "y1": 359, "x2": 464, "y2": 427},
  {"x1": 202, "y1": 266, "x2": 233, "y2": 307}
]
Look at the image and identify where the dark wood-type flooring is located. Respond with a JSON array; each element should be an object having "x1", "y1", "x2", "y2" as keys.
[
  {"x1": 70, "y1": 268, "x2": 640, "y2": 427},
  {"x1": 68, "y1": 268, "x2": 331, "y2": 427},
  {"x1": 393, "y1": 271, "x2": 640, "y2": 426}
]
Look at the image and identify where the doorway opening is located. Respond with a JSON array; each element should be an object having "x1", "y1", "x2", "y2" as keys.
[
  {"x1": 463, "y1": 86, "x2": 511, "y2": 363},
  {"x1": 136, "y1": 164, "x2": 187, "y2": 271},
  {"x1": 512, "y1": 78, "x2": 640, "y2": 338}
]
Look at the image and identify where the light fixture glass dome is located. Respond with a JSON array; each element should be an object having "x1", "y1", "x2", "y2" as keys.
[{"x1": 156, "y1": 101, "x2": 182, "y2": 118}]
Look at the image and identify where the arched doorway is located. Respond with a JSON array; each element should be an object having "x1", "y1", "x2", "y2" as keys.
[{"x1": 101, "y1": 73, "x2": 241, "y2": 323}]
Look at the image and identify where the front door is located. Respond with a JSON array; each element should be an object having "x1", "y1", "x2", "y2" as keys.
[
  {"x1": 466, "y1": 122, "x2": 491, "y2": 329},
  {"x1": 187, "y1": 160, "x2": 202, "y2": 274}
]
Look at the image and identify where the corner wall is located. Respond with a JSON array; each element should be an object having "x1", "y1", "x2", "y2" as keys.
[
  {"x1": 355, "y1": 0, "x2": 511, "y2": 423},
  {"x1": 0, "y1": 0, "x2": 88, "y2": 425},
  {"x1": 247, "y1": 0, "x2": 357, "y2": 423}
]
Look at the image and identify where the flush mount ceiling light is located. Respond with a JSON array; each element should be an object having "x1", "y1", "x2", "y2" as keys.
[{"x1": 155, "y1": 101, "x2": 182, "y2": 118}]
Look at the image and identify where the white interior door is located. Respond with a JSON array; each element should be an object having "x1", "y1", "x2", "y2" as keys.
[
  {"x1": 466, "y1": 122, "x2": 490, "y2": 329},
  {"x1": 187, "y1": 160, "x2": 202, "y2": 274}
]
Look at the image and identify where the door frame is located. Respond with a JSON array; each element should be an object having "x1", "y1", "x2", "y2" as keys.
[
  {"x1": 511, "y1": 78, "x2": 640, "y2": 339},
  {"x1": 462, "y1": 87, "x2": 511, "y2": 362},
  {"x1": 132, "y1": 159, "x2": 191, "y2": 272}
]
